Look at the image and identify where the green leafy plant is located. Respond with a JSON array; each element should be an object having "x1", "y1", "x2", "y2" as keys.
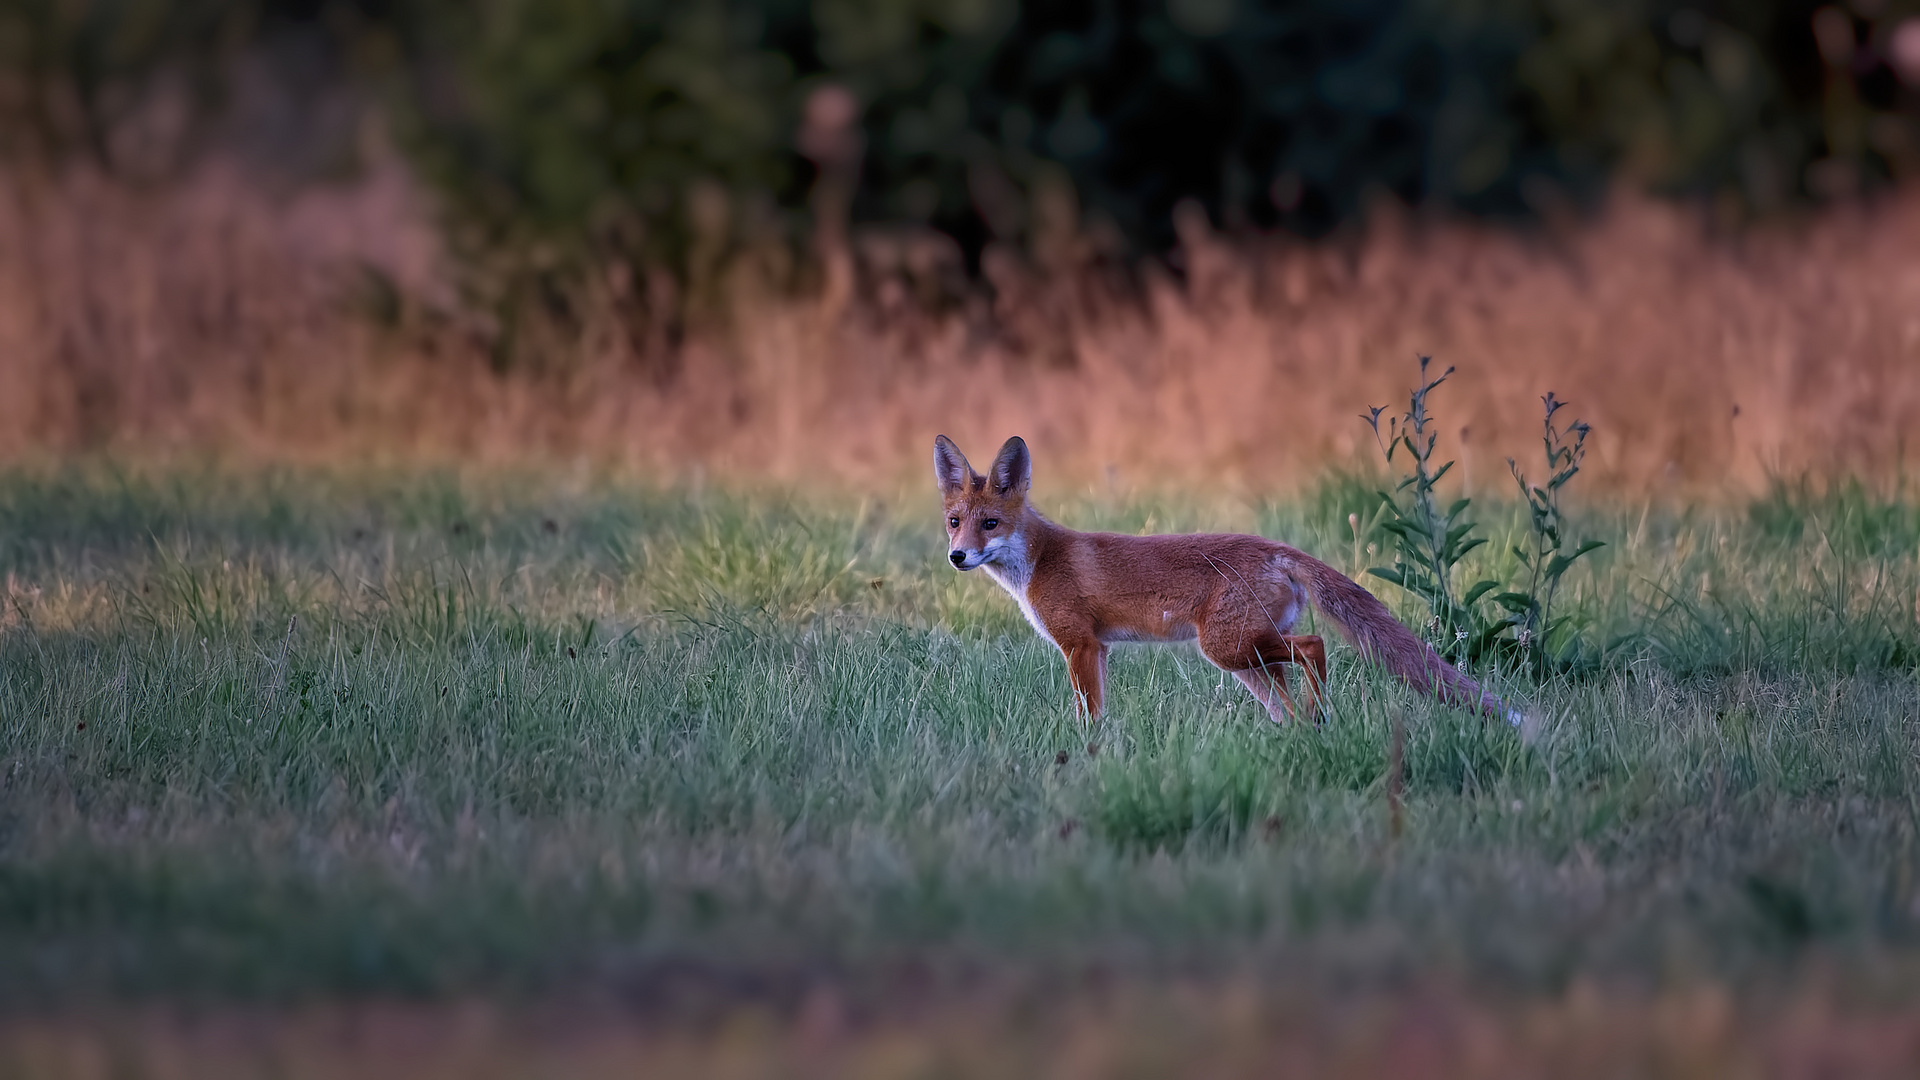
[
  {"x1": 1363, "y1": 358, "x2": 1601, "y2": 674},
  {"x1": 1363, "y1": 357, "x2": 1501, "y2": 663},
  {"x1": 1505, "y1": 393, "x2": 1604, "y2": 672}
]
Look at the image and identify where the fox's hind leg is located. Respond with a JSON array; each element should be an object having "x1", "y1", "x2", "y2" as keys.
[
  {"x1": 1230, "y1": 667, "x2": 1296, "y2": 725},
  {"x1": 1200, "y1": 624, "x2": 1328, "y2": 725},
  {"x1": 1286, "y1": 635, "x2": 1329, "y2": 721}
]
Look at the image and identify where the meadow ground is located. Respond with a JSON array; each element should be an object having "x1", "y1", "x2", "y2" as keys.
[{"x1": 6, "y1": 463, "x2": 1920, "y2": 1076}]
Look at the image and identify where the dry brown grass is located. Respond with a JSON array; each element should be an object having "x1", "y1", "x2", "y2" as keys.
[
  {"x1": 5, "y1": 162, "x2": 1919, "y2": 493},
  {"x1": 9, "y1": 979, "x2": 1920, "y2": 1079}
]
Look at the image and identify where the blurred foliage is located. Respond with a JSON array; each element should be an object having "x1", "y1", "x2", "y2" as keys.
[
  {"x1": 378, "y1": 2, "x2": 813, "y2": 258},
  {"x1": 3, "y1": 0, "x2": 1918, "y2": 280},
  {"x1": 0, "y1": 0, "x2": 248, "y2": 174}
]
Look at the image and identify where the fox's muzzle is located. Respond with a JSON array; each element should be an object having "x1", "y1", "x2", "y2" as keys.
[{"x1": 949, "y1": 550, "x2": 970, "y2": 569}]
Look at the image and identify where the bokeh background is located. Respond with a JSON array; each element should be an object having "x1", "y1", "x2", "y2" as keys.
[{"x1": 3, "y1": 0, "x2": 1920, "y2": 488}]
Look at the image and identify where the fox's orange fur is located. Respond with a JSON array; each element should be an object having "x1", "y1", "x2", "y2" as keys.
[{"x1": 935, "y1": 434, "x2": 1518, "y2": 725}]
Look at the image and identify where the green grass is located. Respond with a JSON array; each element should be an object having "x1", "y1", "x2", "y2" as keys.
[{"x1": 4, "y1": 464, "x2": 1920, "y2": 1005}]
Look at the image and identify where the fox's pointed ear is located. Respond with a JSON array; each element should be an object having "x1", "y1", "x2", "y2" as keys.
[
  {"x1": 988, "y1": 436, "x2": 1031, "y2": 496},
  {"x1": 933, "y1": 435, "x2": 975, "y2": 496}
]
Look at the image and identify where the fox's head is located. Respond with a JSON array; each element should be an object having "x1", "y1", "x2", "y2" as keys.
[{"x1": 933, "y1": 435, "x2": 1032, "y2": 571}]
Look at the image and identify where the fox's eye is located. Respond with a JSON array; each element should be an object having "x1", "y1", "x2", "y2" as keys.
[
  {"x1": 983, "y1": 519, "x2": 999, "y2": 530},
  {"x1": 949, "y1": 517, "x2": 960, "y2": 529}
]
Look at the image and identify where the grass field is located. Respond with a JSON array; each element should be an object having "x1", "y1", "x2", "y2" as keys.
[{"x1": 7, "y1": 463, "x2": 1920, "y2": 1075}]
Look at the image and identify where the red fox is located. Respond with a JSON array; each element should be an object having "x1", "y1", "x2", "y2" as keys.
[{"x1": 935, "y1": 434, "x2": 1520, "y2": 725}]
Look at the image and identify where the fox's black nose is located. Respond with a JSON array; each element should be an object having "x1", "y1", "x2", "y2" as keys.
[{"x1": 949, "y1": 550, "x2": 967, "y2": 568}]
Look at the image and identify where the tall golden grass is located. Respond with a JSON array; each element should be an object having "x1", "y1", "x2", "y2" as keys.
[{"x1": 5, "y1": 160, "x2": 1919, "y2": 493}]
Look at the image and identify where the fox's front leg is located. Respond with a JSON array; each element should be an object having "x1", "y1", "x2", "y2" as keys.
[{"x1": 1060, "y1": 638, "x2": 1108, "y2": 719}]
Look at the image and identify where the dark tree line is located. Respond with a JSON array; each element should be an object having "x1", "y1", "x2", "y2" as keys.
[{"x1": 5, "y1": 0, "x2": 1917, "y2": 270}]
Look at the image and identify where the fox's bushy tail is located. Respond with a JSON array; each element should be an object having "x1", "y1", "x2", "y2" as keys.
[{"x1": 1278, "y1": 548, "x2": 1520, "y2": 724}]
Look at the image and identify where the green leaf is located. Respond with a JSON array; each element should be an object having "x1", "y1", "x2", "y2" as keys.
[
  {"x1": 1366, "y1": 567, "x2": 1405, "y2": 586},
  {"x1": 1462, "y1": 579, "x2": 1500, "y2": 606},
  {"x1": 1493, "y1": 591, "x2": 1537, "y2": 613},
  {"x1": 1399, "y1": 570, "x2": 1439, "y2": 592},
  {"x1": 1453, "y1": 536, "x2": 1488, "y2": 559},
  {"x1": 1544, "y1": 555, "x2": 1573, "y2": 579}
]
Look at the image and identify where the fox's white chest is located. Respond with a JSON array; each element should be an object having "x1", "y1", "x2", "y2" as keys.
[
  {"x1": 981, "y1": 535, "x2": 1054, "y2": 645},
  {"x1": 983, "y1": 563, "x2": 1053, "y2": 645}
]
